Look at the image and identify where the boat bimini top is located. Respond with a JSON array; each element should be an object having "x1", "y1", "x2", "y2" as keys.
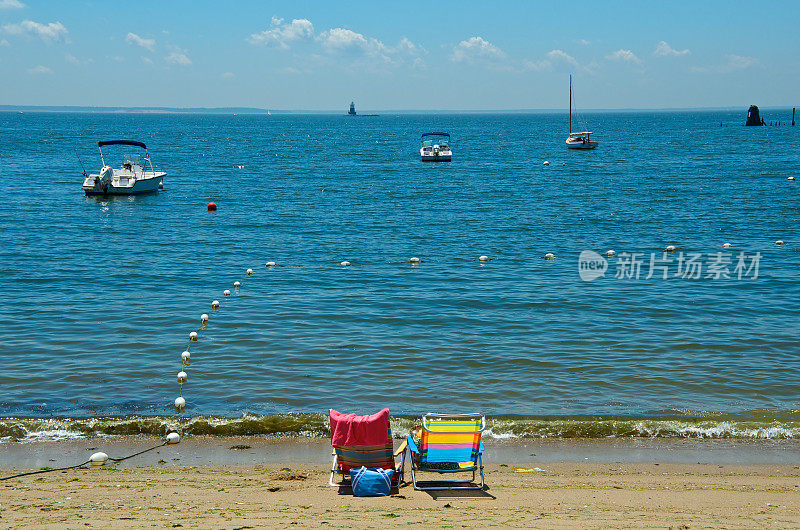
[
  {"x1": 97, "y1": 140, "x2": 156, "y2": 173},
  {"x1": 421, "y1": 132, "x2": 450, "y2": 147}
]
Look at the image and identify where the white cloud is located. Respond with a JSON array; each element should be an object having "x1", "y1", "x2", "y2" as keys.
[
  {"x1": 654, "y1": 41, "x2": 689, "y2": 57},
  {"x1": 606, "y1": 49, "x2": 641, "y2": 64},
  {"x1": 221, "y1": 71, "x2": 235, "y2": 79},
  {"x1": 726, "y1": 54, "x2": 758, "y2": 69},
  {"x1": 65, "y1": 53, "x2": 78, "y2": 64},
  {"x1": 577, "y1": 39, "x2": 591, "y2": 46},
  {"x1": 547, "y1": 49, "x2": 579, "y2": 68},
  {"x1": 0, "y1": 38, "x2": 9, "y2": 46},
  {"x1": 27, "y1": 64, "x2": 52, "y2": 74},
  {"x1": 395, "y1": 36, "x2": 425, "y2": 56},
  {"x1": 522, "y1": 58, "x2": 551, "y2": 72},
  {"x1": 2, "y1": 20, "x2": 68, "y2": 43},
  {"x1": 318, "y1": 27, "x2": 384, "y2": 55},
  {"x1": 125, "y1": 32, "x2": 155, "y2": 51},
  {"x1": 142, "y1": 56, "x2": 153, "y2": 64},
  {"x1": 0, "y1": 0, "x2": 25, "y2": 9},
  {"x1": 165, "y1": 50, "x2": 191, "y2": 65},
  {"x1": 451, "y1": 36, "x2": 506, "y2": 63},
  {"x1": 691, "y1": 54, "x2": 759, "y2": 74},
  {"x1": 248, "y1": 16, "x2": 313, "y2": 49}
]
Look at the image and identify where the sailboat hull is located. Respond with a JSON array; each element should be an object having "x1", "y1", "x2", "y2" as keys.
[{"x1": 566, "y1": 139, "x2": 598, "y2": 150}]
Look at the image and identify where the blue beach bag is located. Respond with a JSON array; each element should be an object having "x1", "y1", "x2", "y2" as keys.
[{"x1": 349, "y1": 466, "x2": 394, "y2": 497}]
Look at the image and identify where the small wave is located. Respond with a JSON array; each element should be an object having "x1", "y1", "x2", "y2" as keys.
[{"x1": 2, "y1": 413, "x2": 800, "y2": 442}]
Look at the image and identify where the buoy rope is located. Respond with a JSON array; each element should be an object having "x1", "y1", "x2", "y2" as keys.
[
  {"x1": 0, "y1": 441, "x2": 167, "y2": 481},
  {"x1": 0, "y1": 460, "x2": 91, "y2": 481}
]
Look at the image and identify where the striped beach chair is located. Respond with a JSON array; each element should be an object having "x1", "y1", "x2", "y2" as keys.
[
  {"x1": 406, "y1": 413, "x2": 486, "y2": 490},
  {"x1": 328, "y1": 408, "x2": 404, "y2": 487}
]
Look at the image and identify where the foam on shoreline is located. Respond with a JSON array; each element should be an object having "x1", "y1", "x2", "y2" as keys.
[{"x1": 3, "y1": 411, "x2": 800, "y2": 443}]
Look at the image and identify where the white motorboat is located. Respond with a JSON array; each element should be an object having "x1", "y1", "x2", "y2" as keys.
[
  {"x1": 420, "y1": 132, "x2": 452, "y2": 162},
  {"x1": 566, "y1": 75, "x2": 598, "y2": 150},
  {"x1": 82, "y1": 140, "x2": 165, "y2": 196}
]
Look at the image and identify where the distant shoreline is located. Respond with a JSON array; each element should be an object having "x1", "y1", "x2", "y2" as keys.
[{"x1": 1, "y1": 105, "x2": 795, "y2": 115}]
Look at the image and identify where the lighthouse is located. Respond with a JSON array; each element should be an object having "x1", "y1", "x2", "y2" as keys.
[{"x1": 348, "y1": 102, "x2": 357, "y2": 116}]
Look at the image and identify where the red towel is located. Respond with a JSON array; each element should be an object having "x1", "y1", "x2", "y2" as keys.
[{"x1": 329, "y1": 408, "x2": 390, "y2": 447}]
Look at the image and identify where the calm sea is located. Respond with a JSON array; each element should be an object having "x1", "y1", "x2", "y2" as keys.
[{"x1": 1, "y1": 110, "x2": 798, "y2": 440}]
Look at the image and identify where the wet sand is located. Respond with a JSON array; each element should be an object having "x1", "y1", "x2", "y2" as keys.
[{"x1": 2, "y1": 437, "x2": 800, "y2": 527}]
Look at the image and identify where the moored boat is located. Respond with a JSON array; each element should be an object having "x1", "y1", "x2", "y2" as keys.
[
  {"x1": 420, "y1": 132, "x2": 452, "y2": 162},
  {"x1": 82, "y1": 140, "x2": 166, "y2": 196},
  {"x1": 566, "y1": 75, "x2": 598, "y2": 150}
]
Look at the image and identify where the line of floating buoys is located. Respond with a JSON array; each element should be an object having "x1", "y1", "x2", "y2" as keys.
[
  {"x1": 409, "y1": 257, "x2": 420, "y2": 263},
  {"x1": 543, "y1": 253, "x2": 557, "y2": 260},
  {"x1": 605, "y1": 250, "x2": 616, "y2": 256},
  {"x1": 234, "y1": 281, "x2": 241, "y2": 288},
  {"x1": 776, "y1": 240, "x2": 786, "y2": 245},
  {"x1": 341, "y1": 261, "x2": 351, "y2": 266},
  {"x1": 211, "y1": 300, "x2": 220, "y2": 310},
  {"x1": 664, "y1": 245, "x2": 677, "y2": 252},
  {"x1": 723, "y1": 243, "x2": 732, "y2": 248},
  {"x1": 265, "y1": 261, "x2": 276, "y2": 268},
  {"x1": 479, "y1": 255, "x2": 489, "y2": 262},
  {"x1": 223, "y1": 289, "x2": 231, "y2": 296}
]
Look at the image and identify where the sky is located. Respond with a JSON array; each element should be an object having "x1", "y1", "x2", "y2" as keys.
[{"x1": 0, "y1": 0, "x2": 798, "y2": 110}]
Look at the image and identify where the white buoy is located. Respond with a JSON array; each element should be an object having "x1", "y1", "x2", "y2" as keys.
[
  {"x1": 722, "y1": 243, "x2": 732, "y2": 248},
  {"x1": 174, "y1": 396, "x2": 186, "y2": 412},
  {"x1": 89, "y1": 452, "x2": 109, "y2": 466},
  {"x1": 665, "y1": 245, "x2": 677, "y2": 252},
  {"x1": 543, "y1": 160, "x2": 550, "y2": 166},
  {"x1": 211, "y1": 300, "x2": 220, "y2": 310},
  {"x1": 776, "y1": 240, "x2": 786, "y2": 245},
  {"x1": 177, "y1": 371, "x2": 187, "y2": 384},
  {"x1": 265, "y1": 261, "x2": 276, "y2": 267},
  {"x1": 246, "y1": 268, "x2": 254, "y2": 276},
  {"x1": 788, "y1": 176, "x2": 796, "y2": 181},
  {"x1": 181, "y1": 350, "x2": 191, "y2": 364},
  {"x1": 606, "y1": 250, "x2": 617, "y2": 256},
  {"x1": 223, "y1": 289, "x2": 231, "y2": 296},
  {"x1": 200, "y1": 314, "x2": 209, "y2": 324},
  {"x1": 544, "y1": 252, "x2": 556, "y2": 260},
  {"x1": 410, "y1": 257, "x2": 420, "y2": 263},
  {"x1": 341, "y1": 261, "x2": 351, "y2": 267},
  {"x1": 189, "y1": 331, "x2": 198, "y2": 341},
  {"x1": 233, "y1": 281, "x2": 241, "y2": 288},
  {"x1": 166, "y1": 432, "x2": 180, "y2": 445},
  {"x1": 478, "y1": 255, "x2": 489, "y2": 262}
]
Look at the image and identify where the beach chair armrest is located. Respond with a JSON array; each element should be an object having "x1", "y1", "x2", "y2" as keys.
[
  {"x1": 394, "y1": 438, "x2": 408, "y2": 457},
  {"x1": 479, "y1": 441, "x2": 484, "y2": 454},
  {"x1": 406, "y1": 436, "x2": 420, "y2": 455}
]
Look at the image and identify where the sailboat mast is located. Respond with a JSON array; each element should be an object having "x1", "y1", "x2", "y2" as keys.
[{"x1": 569, "y1": 74, "x2": 572, "y2": 134}]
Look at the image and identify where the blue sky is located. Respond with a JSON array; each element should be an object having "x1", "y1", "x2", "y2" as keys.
[{"x1": 1, "y1": 0, "x2": 797, "y2": 110}]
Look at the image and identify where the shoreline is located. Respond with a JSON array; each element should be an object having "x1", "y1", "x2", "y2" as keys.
[{"x1": 3, "y1": 437, "x2": 800, "y2": 472}]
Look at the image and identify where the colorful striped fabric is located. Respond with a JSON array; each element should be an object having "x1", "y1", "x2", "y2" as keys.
[
  {"x1": 420, "y1": 419, "x2": 483, "y2": 466},
  {"x1": 334, "y1": 443, "x2": 395, "y2": 473}
]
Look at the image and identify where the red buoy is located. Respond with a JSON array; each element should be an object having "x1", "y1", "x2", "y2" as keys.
[{"x1": 207, "y1": 202, "x2": 217, "y2": 211}]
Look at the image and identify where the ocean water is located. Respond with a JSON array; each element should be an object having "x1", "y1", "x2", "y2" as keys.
[{"x1": 1, "y1": 110, "x2": 799, "y2": 441}]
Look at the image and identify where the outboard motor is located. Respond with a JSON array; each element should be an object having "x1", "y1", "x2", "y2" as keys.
[
  {"x1": 97, "y1": 165, "x2": 114, "y2": 194},
  {"x1": 99, "y1": 165, "x2": 114, "y2": 186}
]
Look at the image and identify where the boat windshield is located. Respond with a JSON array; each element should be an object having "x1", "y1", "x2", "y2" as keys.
[
  {"x1": 422, "y1": 140, "x2": 433, "y2": 148},
  {"x1": 123, "y1": 153, "x2": 143, "y2": 168}
]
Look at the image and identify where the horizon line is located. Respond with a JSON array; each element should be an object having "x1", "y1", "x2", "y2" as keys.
[{"x1": 1, "y1": 104, "x2": 796, "y2": 115}]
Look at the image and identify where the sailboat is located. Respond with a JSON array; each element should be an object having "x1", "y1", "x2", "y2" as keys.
[{"x1": 566, "y1": 75, "x2": 597, "y2": 150}]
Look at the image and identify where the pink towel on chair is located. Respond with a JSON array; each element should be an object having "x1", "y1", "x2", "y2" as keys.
[{"x1": 329, "y1": 408, "x2": 391, "y2": 447}]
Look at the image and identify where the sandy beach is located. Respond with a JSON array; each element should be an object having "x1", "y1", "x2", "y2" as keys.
[{"x1": 2, "y1": 438, "x2": 799, "y2": 528}]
